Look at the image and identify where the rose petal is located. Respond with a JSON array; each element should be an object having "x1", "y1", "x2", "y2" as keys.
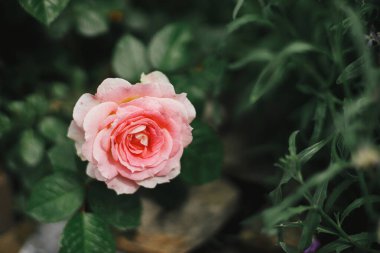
[
  {"x1": 106, "y1": 176, "x2": 139, "y2": 195},
  {"x1": 175, "y1": 93, "x2": 196, "y2": 122},
  {"x1": 123, "y1": 129, "x2": 173, "y2": 170},
  {"x1": 96, "y1": 78, "x2": 132, "y2": 102},
  {"x1": 136, "y1": 168, "x2": 180, "y2": 188},
  {"x1": 86, "y1": 163, "x2": 107, "y2": 181},
  {"x1": 93, "y1": 129, "x2": 119, "y2": 179},
  {"x1": 73, "y1": 93, "x2": 99, "y2": 128},
  {"x1": 83, "y1": 101, "x2": 118, "y2": 139},
  {"x1": 81, "y1": 101, "x2": 118, "y2": 161},
  {"x1": 67, "y1": 121, "x2": 86, "y2": 160},
  {"x1": 141, "y1": 71, "x2": 170, "y2": 85}
]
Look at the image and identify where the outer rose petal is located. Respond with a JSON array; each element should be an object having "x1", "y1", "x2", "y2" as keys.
[
  {"x1": 83, "y1": 102, "x2": 118, "y2": 139},
  {"x1": 67, "y1": 121, "x2": 86, "y2": 160},
  {"x1": 175, "y1": 93, "x2": 196, "y2": 122},
  {"x1": 96, "y1": 78, "x2": 132, "y2": 102},
  {"x1": 92, "y1": 129, "x2": 118, "y2": 179},
  {"x1": 181, "y1": 124, "x2": 193, "y2": 147},
  {"x1": 106, "y1": 176, "x2": 139, "y2": 195},
  {"x1": 136, "y1": 148, "x2": 183, "y2": 188},
  {"x1": 86, "y1": 163, "x2": 107, "y2": 181},
  {"x1": 140, "y1": 71, "x2": 175, "y2": 96},
  {"x1": 141, "y1": 71, "x2": 170, "y2": 85},
  {"x1": 141, "y1": 72, "x2": 195, "y2": 121},
  {"x1": 136, "y1": 168, "x2": 180, "y2": 188},
  {"x1": 73, "y1": 93, "x2": 99, "y2": 128},
  {"x1": 81, "y1": 102, "x2": 118, "y2": 161}
]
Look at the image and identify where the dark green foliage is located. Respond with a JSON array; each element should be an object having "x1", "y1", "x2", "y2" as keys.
[
  {"x1": 19, "y1": 0, "x2": 71, "y2": 25},
  {"x1": 180, "y1": 120, "x2": 223, "y2": 185},
  {"x1": 2, "y1": 0, "x2": 380, "y2": 252},
  {"x1": 59, "y1": 213, "x2": 115, "y2": 253},
  {"x1": 27, "y1": 173, "x2": 84, "y2": 222},
  {"x1": 87, "y1": 182, "x2": 142, "y2": 230}
]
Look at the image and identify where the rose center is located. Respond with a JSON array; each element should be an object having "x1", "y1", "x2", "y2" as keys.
[
  {"x1": 135, "y1": 133, "x2": 148, "y2": 146},
  {"x1": 127, "y1": 124, "x2": 150, "y2": 153}
]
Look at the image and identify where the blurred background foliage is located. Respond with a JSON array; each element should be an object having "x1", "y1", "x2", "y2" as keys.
[{"x1": 2, "y1": 0, "x2": 380, "y2": 252}]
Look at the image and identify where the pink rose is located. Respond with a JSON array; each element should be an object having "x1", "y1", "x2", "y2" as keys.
[{"x1": 67, "y1": 71, "x2": 195, "y2": 194}]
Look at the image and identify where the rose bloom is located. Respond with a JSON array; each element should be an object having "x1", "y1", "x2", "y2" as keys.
[{"x1": 67, "y1": 71, "x2": 195, "y2": 194}]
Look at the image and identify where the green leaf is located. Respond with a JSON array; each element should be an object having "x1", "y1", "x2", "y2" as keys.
[
  {"x1": 229, "y1": 48, "x2": 274, "y2": 69},
  {"x1": 299, "y1": 138, "x2": 328, "y2": 164},
  {"x1": 227, "y1": 14, "x2": 272, "y2": 34},
  {"x1": 341, "y1": 195, "x2": 380, "y2": 223},
  {"x1": 310, "y1": 102, "x2": 327, "y2": 143},
  {"x1": 88, "y1": 182, "x2": 142, "y2": 230},
  {"x1": 59, "y1": 213, "x2": 115, "y2": 253},
  {"x1": 317, "y1": 232, "x2": 372, "y2": 253},
  {"x1": 48, "y1": 139, "x2": 77, "y2": 172},
  {"x1": 249, "y1": 42, "x2": 317, "y2": 105},
  {"x1": 26, "y1": 94, "x2": 49, "y2": 116},
  {"x1": 76, "y1": 8, "x2": 108, "y2": 37},
  {"x1": 268, "y1": 206, "x2": 312, "y2": 228},
  {"x1": 245, "y1": 205, "x2": 311, "y2": 229},
  {"x1": 19, "y1": 0, "x2": 71, "y2": 25},
  {"x1": 38, "y1": 116, "x2": 67, "y2": 142},
  {"x1": 337, "y1": 57, "x2": 364, "y2": 84},
  {"x1": 232, "y1": 0, "x2": 244, "y2": 19},
  {"x1": 298, "y1": 182, "x2": 328, "y2": 251},
  {"x1": 279, "y1": 242, "x2": 298, "y2": 253},
  {"x1": 325, "y1": 179, "x2": 353, "y2": 212},
  {"x1": 180, "y1": 120, "x2": 223, "y2": 185},
  {"x1": 288, "y1": 130, "x2": 299, "y2": 156},
  {"x1": 19, "y1": 130, "x2": 45, "y2": 167},
  {"x1": 317, "y1": 239, "x2": 351, "y2": 253},
  {"x1": 0, "y1": 113, "x2": 11, "y2": 138},
  {"x1": 112, "y1": 35, "x2": 150, "y2": 81},
  {"x1": 148, "y1": 23, "x2": 192, "y2": 72},
  {"x1": 258, "y1": 162, "x2": 347, "y2": 229},
  {"x1": 269, "y1": 172, "x2": 292, "y2": 204},
  {"x1": 27, "y1": 173, "x2": 84, "y2": 222},
  {"x1": 349, "y1": 232, "x2": 373, "y2": 247}
]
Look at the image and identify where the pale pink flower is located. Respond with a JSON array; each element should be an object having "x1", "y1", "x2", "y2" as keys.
[{"x1": 68, "y1": 71, "x2": 195, "y2": 194}]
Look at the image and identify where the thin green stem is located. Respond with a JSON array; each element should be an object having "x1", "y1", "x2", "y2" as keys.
[
  {"x1": 318, "y1": 208, "x2": 380, "y2": 253},
  {"x1": 357, "y1": 170, "x2": 377, "y2": 221}
]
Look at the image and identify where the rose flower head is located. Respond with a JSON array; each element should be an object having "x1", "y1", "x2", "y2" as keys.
[{"x1": 68, "y1": 71, "x2": 195, "y2": 194}]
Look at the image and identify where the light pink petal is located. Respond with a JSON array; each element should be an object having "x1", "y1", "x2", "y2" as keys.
[
  {"x1": 117, "y1": 159, "x2": 167, "y2": 181},
  {"x1": 119, "y1": 129, "x2": 173, "y2": 171},
  {"x1": 141, "y1": 71, "x2": 170, "y2": 86},
  {"x1": 81, "y1": 102, "x2": 118, "y2": 161},
  {"x1": 128, "y1": 97, "x2": 189, "y2": 124},
  {"x1": 86, "y1": 163, "x2": 107, "y2": 181},
  {"x1": 96, "y1": 78, "x2": 133, "y2": 102},
  {"x1": 67, "y1": 121, "x2": 86, "y2": 160},
  {"x1": 175, "y1": 93, "x2": 196, "y2": 122},
  {"x1": 156, "y1": 147, "x2": 183, "y2": 176},
  {"x1": 117, "y1": 140, "x2": 182, "y2": 182},
  {"x1": 106, "y1": 176, "x2": 140, "y2": 195},
  {"x1": 93, "y1": 129, "x2": 118, "y2": 179},
  {"x1": 136, "y1": 148, "x2": 182, "y2": 188},
  {"x1": 136, "y1": 168, "x2": 180, "y2": 188},
  {"x1": 139, "y1": 71, "x2": 175, "y2": 97},
  {"x1": 181, "y1": 124, "x2": 193, "y2": 147},
  {"x1": 73, "y1": 93, "x2": 99, "y2": 128},
  {"x1": 83, "y1": 102, "x2": 118, "y2": 138}
]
